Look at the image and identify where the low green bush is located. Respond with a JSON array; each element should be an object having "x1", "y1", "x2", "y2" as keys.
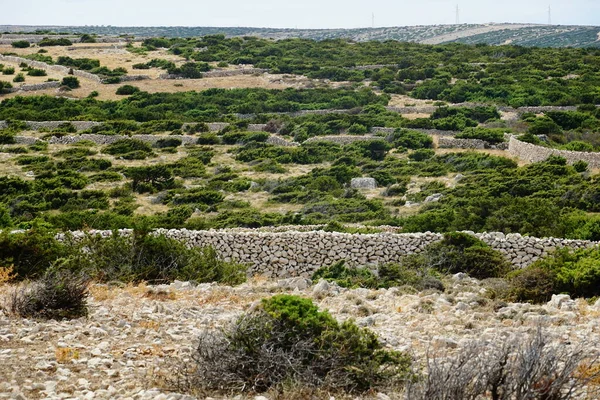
[
  {"x1": 12, "y1": 73, "x2": 25, "y2": 83},
  {"x1": 422, "y1": 232, "x2": 511, "y2": 279},
  {"x1": 27, "y1": 68, "x2": 47, "y2": 77},
  {"x1": 103, "y1": 139, "x2": 155, "y2": 159},
  {"x1": 61, "y1": 76, "x2": 80, "y2": 89},
  {"x1": 509, "y1": 247, "x2": 600, "y2": 302},
  {"x1": 312, "y1": 260, "x2": 443, "y2": 291},
  {"x1": 0, "y1": 229, "x2": 68, "y2": 278},
  {"x1": 390, "y1": 129, "x2": 433, "y2": 149},
  {"x1": 62, "y1": 232, "x2": 246, "y2": 284},
  {"x1": 116, "y1": 85, "x2": 141, "y2": 95},
  {"x1": 456, "y1": 127, "x2": 506, "y2": 144},
  {"x1": 11, "y1": 40, "x2": 30, "y2": 48},
  {"x1": 174, "y1": 294, "x2": 411, "y2": 394}
]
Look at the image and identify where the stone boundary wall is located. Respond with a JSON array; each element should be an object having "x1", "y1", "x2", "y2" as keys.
[
  {"x1": 5, "y1": 82, "x2": 61, "y2": 93},
  {"x1": 508, "y1": 136, "x2": 600, "y2": 168},
  {"x1": 118, "y1": 75, "x2": 151, "y2": 82},
  {"x1": 23, "y1": 121, "x2": 102, "y2": 131},
  {"x1": 304, "y1": 135, "x2": 378, "y2": 145},
  {"x1": 0, "y1": 55, "x2": 102, "y2": 83},
  {"x1": 266, "y1": 136, "x2": 299, "y2": 147},
  {"x1": 159, "y1": 68, "x2": 268, "y2": 80},
  {"x1": 247, "y1": 124, "x2": 267, "y2": 132},
  {"x1": 57, "y1": 229, "x2": 600, "y2": 278},
  {"x1": 371, "y1": 127, "x2": 460, "y2": 137},
  {"x1": 47, "y1": 134, "x2": 199, "y2": 146},
  {"x1": 438, "y1": 137, "x2": 487, "y2": 149},
  {"x1": 14, "y1": 136, "x2": 40, "y2": 145}
]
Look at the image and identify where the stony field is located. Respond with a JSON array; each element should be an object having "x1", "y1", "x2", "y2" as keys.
[{"x1": 1, "y1": 275, "x2": 598, "y2": 400}]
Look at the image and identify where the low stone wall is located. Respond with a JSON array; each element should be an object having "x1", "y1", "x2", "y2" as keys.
[
  {"x1": 47, "y1": 134, "x2": 198, "y2": 146},
  {"x1": 203, "y1": 68, "x2": 268, "y2": 78},
  {"x1": 247, "y1": 124, "x2": 267, "y2": 132},
  {"x1": 59, "y1": 229, "x2": 599, "y2": 278},
  {"x1": 438, "y1": 137, "x2": 487, "y2": 149},
  {"x1": 14, "y1": 136, "x2": 40, "y2": 145},
  {"x1": 6, "y1": 82, "x2": 62, "y2": 93},
  {"x1": 118, "y1": 75, "x2": 151, "y2": 82},
  {"x1": 304, "y1": 135, "x2": 377, "y2": 145},
  {"x1": 266, "y1": 136, "x2": 299, "y2": 147},
  {"x1": 21, "y1": 121, "x2": 102, "y2": 131},
  {"x1": 508, "y1": 136, "x2": 600, "y2": 168}
]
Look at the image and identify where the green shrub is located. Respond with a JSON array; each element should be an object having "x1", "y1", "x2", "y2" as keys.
[
  {"x1": 11, "y1": 40, "x2": 30, "y2": 48},
  {"x1": 390, "y1": 129, "x2": 433, "y2": 149},
  {"x1": 61, "y1": 76, "x2": 80, "y2": 89},
  {"x1": 27, "y1": 68, "x2": 47, "y2": 77},
  {"x1": 510, "y1": 247, "x2": 600, "y2": 302},
  {"x1": 0, "y1": 130, "x2": 16, "y2": 144},
  {"x1": 103, "y1": 139, "x2": 154, "y2": 159},
  {"x1": 39, "y1": 38, "x2": 72, "y2": 46},
  {"x1": 62, "y1": 232, "x2": 246, "y2": 284},
  {"x1": 573, "y1": 160, "x2": 589, "y2": 172},
  {"x1": 507, "y1": 266, "x2": 557, "y2": 304},
  {"x1": 124, "y1": 165, "x2": 175, "y2": 193},
  {"x1": 12, "y1": 73, "x2": 25, "y2": 83},
  {"x1": 196, "y1": 133, "x2": 220, "y2": 144},
  {"x1": 456, "y1": 127, "x2": 506, "y2": 144},
  {"x1": 312, "y1": 260, "x2": 443, "y2": 291},
  {"x1": 175, "y1": 294, "x2": 411, "y2": 394},
  {"x1": 0, "y1": 229, "x2": 68, "y2": 278},
  {"x1": 116, "y1": 85, "x2": 140, "y2": 95},
  {"x1": 409, "y1": 149, "x2": 435, "y2": 161},
  {"x1": 423, "y1": 232, "x2": 511, "y2": 279},
  {"x1": 6, "y1": 270, "x2": 89, "y2": 320},
  {"x1": 2, "y1": 67, "x2": 15, "y2": 75},
  {"x1": 153, "y1": 137, "x2": 182, "y2": 148}
]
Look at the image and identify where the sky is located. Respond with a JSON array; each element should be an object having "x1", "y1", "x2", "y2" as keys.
[{"x1": 3, "y1": 0, "x2": 600, "y2": 28}]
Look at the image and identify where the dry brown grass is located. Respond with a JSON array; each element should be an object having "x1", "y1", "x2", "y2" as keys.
[
  {"x1": 55, "y1": 347, "x2": 80, "y2": 364},
  {"x1": 138, "y1": 320, "x2": 161, "y2": 331},
  {"x1": 0, "y1": 265, "x2": 17, "y2": 285},
  {"x1": 144, "y1": 288, "x2": 177, "y2": 301}
]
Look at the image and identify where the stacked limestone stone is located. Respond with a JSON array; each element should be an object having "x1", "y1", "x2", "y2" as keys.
[{"x1": 56, "y1": 229, "x2": 600, "y2": 278}]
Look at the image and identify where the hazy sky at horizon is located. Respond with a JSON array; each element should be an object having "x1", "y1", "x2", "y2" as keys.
[{"x1": 3, "y1": 0, "x2": 599, "y2": 28}]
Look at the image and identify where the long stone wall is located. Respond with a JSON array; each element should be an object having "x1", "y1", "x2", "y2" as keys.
[
  {"x1": 304, "y1": 135, "x2": 378, "y2": 145},
  {"x1": 4, "y1": 82, "x2": 62, "y2": 93},
  {"x1": 59, "y1": 229, "x2": 599, "y2": 278},
  {"x1": 508, "y1": 136, "x2": 600, "y2": 168},
  {"x1": 47, "y1": 134, "x2": 199, "y2": 146},
  {"x1": 438, "y1": 137, "x2": 487, "y2": 149}
]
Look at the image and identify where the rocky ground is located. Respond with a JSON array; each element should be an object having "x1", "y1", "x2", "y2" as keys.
[{"x1": 1, "y1": 275, "x2": 599, "y2": 400}]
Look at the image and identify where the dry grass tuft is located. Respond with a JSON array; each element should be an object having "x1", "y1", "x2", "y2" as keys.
[
  {"x1": 144, "y1": 288, "x2": 176, "y2": 301},
  {"x1": 0, "y1": 265, "x2": 17, "y2": 285},
  {"x1": 55, "y1": 347, "x2": 80, "y2": 364}
]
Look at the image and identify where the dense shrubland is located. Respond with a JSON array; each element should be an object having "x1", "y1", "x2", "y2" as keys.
[{"x1": 131, "y1": 35, "x2": 600, "y2": 105}]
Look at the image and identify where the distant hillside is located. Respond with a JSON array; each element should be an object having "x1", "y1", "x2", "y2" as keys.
[{"x1": 1, "y1": 23, "x2": 600, "y2": 47}]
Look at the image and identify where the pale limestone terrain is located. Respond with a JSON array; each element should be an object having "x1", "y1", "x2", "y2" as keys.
[{"x1": 0, "y1": 276, "x2": 598, "y2": 399}]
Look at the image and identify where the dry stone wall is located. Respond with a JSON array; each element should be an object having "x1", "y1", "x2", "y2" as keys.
[
  {"x1": 508, "y1": 136, "x2": 600, "y2": 168},
  {"x1": 266, "y1": 136, "x2": 299, "y2": 147},
  {"x1": 59, "y1": 229, "x2": 599, "y2": 278},
  {"x1": 438, "y1": 137, "x2": 487, "y2": 149},
  {"x1": 304, "y1": 135, "x2": 377, "y2": 145},
  {"x1": 47, "y1": 134, "x2": 198, "y2": 146}
]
